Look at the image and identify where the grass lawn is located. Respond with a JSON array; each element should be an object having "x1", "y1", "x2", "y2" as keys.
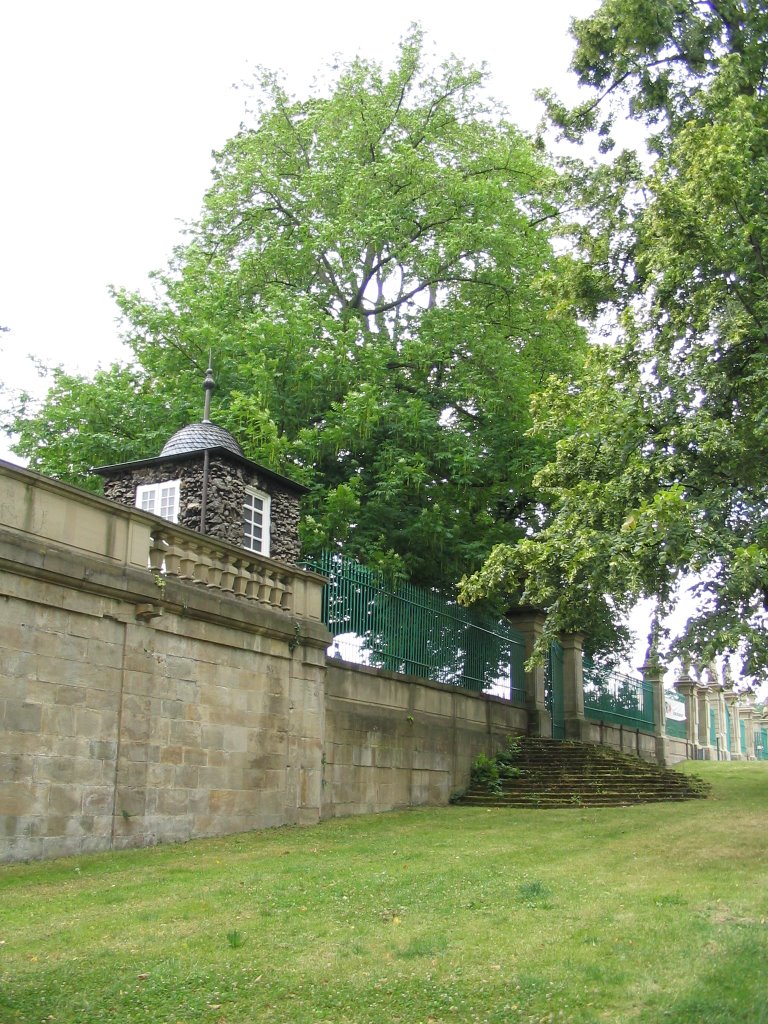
[{"x1": 1, "y1": 761, "x2": 766, "y2": 1024}]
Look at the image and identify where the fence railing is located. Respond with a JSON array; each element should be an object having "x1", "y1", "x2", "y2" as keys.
[
  {"x1": 583, "y1": 657, "x2": 655, "y2": 731},
  {"x1": 665, "y1": 716, "x2": 687, "y2": 739},
  {"x1": 301, "y1": 550, "x2": 526, "y2": 702},
  {"x1": 149, "y1": 527, "x2": 294, "y2": 612}
]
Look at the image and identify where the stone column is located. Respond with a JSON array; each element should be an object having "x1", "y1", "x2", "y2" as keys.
[
  {"x1": 560, "y1": 631, "x2": 587, "y2": 742},
  {"x1": 696, "y1": 675, "x2": 714, "y2": 758},
  {"x1": 675, "y1": 664, "x2": 698, "y2": 758},
  {"x1": 640, "y1": 632, "x2": 667, "y2": 765},
  {"x1": 756, "y1": 706, "x2": 768, "y2": 759},
  {"x1": 506, "y1": 608, "x2": 551, "y2": 738},
  {"x1": 705, "y1": 662, "x2": 728, "y2": 760},
  {"x1": 714, "y1": 685, "x2": 727, "y2": 760},
  {"x1": 741, "y1": 691, "x2": 758, "y2": 760},
  {"x1": 723, "y1": 688, "x2": 741, "y2": 760}
]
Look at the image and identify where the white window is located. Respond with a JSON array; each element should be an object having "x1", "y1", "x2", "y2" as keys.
[
  {"x1": 243, "y1": 487, "x2": 271, "y2": 555},
  {"x1": 135, "y1": 480, "x2": 180, "y2": 523}
]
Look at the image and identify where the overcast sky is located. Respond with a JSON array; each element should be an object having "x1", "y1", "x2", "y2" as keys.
[{"x1": 0, "y1": 0, "x2": 598, "y2": 442}]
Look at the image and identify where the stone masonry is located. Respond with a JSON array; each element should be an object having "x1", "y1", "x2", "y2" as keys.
[
  {"x1": 0, "y1": 461, "x2": 525, "y2": 863},
  {"x1": 101, "y1": 453, "x2": 303, "y2": 563}
]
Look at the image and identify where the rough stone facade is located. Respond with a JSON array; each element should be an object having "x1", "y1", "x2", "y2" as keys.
[
  {"x1": 101, "y1": 452, "x2": 303, "y2": 563},
  {"x1": 322, "y1": 661, "x2": 526, "y2": 816},
  {"x1": 0, "y1": 461, "x2": 525, "y2": 863}
]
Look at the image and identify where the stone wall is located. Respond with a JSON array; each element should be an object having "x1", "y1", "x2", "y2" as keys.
[
  {"x1": 0, "y1": 462, "x2": 527, "y2": 863},
  {"x1": 102, "y1": 454, "x2": 302, "y2": 563},
  {"x1": 664, "y1": 736, "x2": 692, "y2": 764},
  {"x1": 322, "y1": 662, "x2": 526, "y2": 816},
  {"x1": 0, "y1": 463, "x2": 326, "y2": 861},
  {"x1": 1, "y1": 559, "x2": 329, "y2": 861},
  {"x1": 578, "y1": 718, "x2": 660, "y2": 761}
]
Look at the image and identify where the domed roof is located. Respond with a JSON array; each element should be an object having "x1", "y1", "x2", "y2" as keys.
[{"x1": 159, "y1": 421, "x2": 244, "y2": 458}]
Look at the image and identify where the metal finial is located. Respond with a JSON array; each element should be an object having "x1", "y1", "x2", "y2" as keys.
[{"x1": 202, "y1": 358, "x2": 215, "y2": 423}]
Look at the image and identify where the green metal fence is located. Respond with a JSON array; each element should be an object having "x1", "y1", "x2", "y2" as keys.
[
  {"x1": 756, "y1": 726, "x2": 768, "y2": 761},
  {"x1": 666, "y1": 718, "x2": 687, "y2": 739},
  {"x1": 583, "y1": 657, "x2": 655, "y2": 731},
  {"x1": 302, "y1": 550, "x2": 526, "y2": 703}
]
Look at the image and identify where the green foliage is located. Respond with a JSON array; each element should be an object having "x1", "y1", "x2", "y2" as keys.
[
  {"x1": 6, "y1": 364, "x2": 191, "y2": 492},
  {"x1": 465, "y1": 1, "x2": 768, "y2": 674},
  {"x1": 469, "y1": 753, "x2": 502, "y2": 796},
  {"x1": 225, "y1": 929, "x2": 246, "y2": 949},
  {"x1": 495, "y1": 735, "x2": 523, "y2": 767},
  {"x1": 470, "y1": 737, "x2": 525, "y2": 794},
  {"x1": 5, "y1": 27, "x2": 587, "y2": 594}
]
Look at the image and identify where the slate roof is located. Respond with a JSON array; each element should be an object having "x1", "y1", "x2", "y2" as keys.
[{"x1": 159, "y1": 421, "x2": 244, "y2": 458}]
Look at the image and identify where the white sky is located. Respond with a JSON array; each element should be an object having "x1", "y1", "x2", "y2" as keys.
[{"x1": 0, "y1": 0, "x2": 597, "y2": 431}]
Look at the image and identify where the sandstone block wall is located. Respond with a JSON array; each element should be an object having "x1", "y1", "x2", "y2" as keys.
[
  {"x1": 663, "y1": 736, "x2": 691, "y2": 764},
  {"x1": 322, "y1": 662, "x2": 527, "y2": 817},
  {"x1": 1, "y1": 463, "x2": 531, "y2": 863},
  {"x1": 0, "y1": 462, "x2": 329, "y2": 862},
  {"x1": 579, "y1": 718, "x2": 659, "y2": 760},
  {"x1": 1, "y1": 574, "x2": 124, "y2": 860},
  {"x1": 0, "y1": 532, "x2": 329, "y2": 863}
]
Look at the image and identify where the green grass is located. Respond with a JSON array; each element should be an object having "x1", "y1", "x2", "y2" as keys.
[{"x1": 1, "y1": 762, "x2": 766, "y2": 1024}]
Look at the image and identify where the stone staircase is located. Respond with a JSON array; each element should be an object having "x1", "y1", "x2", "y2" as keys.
[{"x1": 457, "y1": 738, "x2": 710, "y2": 809}]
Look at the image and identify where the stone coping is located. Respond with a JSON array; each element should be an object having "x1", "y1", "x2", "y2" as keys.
[{"x1": 0, "y1": 460, "x2": 327, "y2": 629}]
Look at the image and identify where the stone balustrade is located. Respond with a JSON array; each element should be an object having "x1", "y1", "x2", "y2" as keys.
[
  {"x1": 0, "y1": 459, "x2": 324, "y2": 622},
  {"x1": 148, "y1": 525, "x2": 294, "y2": 613}
]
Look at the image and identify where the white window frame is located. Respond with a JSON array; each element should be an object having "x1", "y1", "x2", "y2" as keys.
[
  {"x1": 243, "y1": 486, "x2": 271, "y2": 556},
  {"x1": 135, "y1": 480, "x2": 181, "y2": 524}
]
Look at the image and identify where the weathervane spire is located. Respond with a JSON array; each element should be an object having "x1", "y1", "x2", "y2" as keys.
[{"x1": 202, "y1": 354, "x2": 215, "y2": 423}]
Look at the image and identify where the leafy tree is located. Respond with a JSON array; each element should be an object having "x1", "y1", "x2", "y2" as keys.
[
  {"x1": 460, "y1": 1, "x2": 768, "y2": 675},
  {"x1": 8, "y1": 28, "x2": 586, "y2": 594}
]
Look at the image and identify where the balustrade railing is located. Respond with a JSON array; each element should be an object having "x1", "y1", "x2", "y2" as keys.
[{"x1": 148, "y1": 526, "x2": 294, "y2": 614}]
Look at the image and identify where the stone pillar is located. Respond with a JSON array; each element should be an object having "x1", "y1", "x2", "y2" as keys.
[
  {"x1": 675, "y1": 664, "x2": 698, "y2": 758},
  {"x1": 640, "y1": 639, "x2": 667, "y2": 765},
  {"x1": 756, "y1": 706, "x2": 768, "y2": 759},
  {"x1": 704, "y1": 662, "x2": 728, "y2": 760},
  {"x1": 560, "y1": 631, "x2": 587, "y2": 741},
  {"x1": 712, "y1": 687, "x2": 727, "y2": 760},
  {"x1": 741, "y1": 692, "x2": 758, "y2": 760},
  {"x1": 724, "y1": 689, "x2": 741, "y2": 760},
  {"x1": 506, "y1": 609, "x2": 551, "y2": 738},
  {"x1": 695, "y1": 675, "x2": 710, "y2": 756}
]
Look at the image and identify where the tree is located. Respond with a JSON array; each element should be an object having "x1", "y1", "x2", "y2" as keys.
[
  {"x1": 460, "y1": 1, "x2": 768, "y2": 676},
  {"x1": 7, "y1": 28, "x2": 587, "y2": 594}
]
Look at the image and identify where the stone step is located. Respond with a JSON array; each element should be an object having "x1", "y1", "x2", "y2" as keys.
[
  {"x1": 455, "y1": 738, "x2": 709, "y2": 809},
  {"x1": 461, "y1": 792, "x2": 705, "y2": 807}
]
